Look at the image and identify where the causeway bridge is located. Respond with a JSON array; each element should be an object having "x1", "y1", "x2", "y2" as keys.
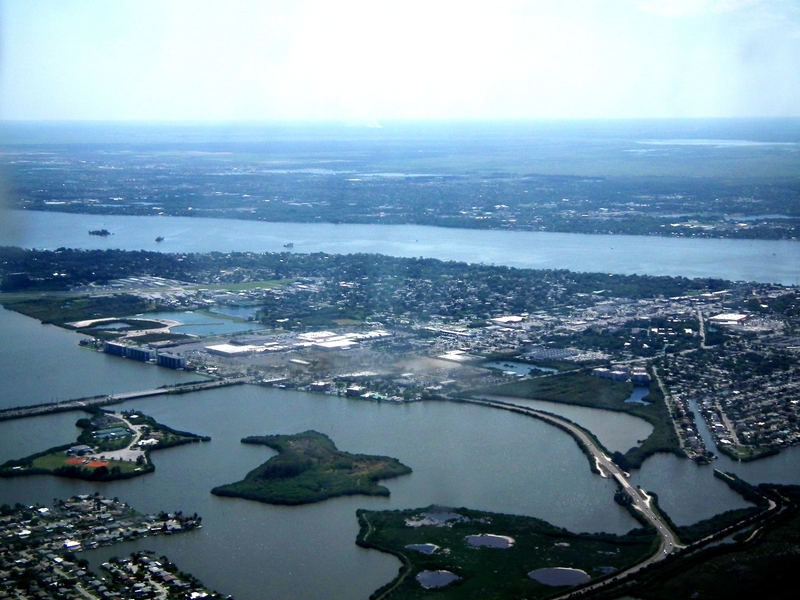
[{"x1": 0, "y1": 378, "x2": 245, "y2": 421}]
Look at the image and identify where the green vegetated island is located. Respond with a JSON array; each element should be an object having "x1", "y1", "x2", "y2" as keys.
[
  {"x1": 211, "y1": 430, "x2": 412, "y2": 505},
  {"x1": 357, "y1": 505, "x2": 658, "y2": 600},
  {"x1": 0, "y1": 409, "x2": 210, "y2": 481},
  {"x1": 358, "y1": 474, "x2": 800, "y2": 600}
]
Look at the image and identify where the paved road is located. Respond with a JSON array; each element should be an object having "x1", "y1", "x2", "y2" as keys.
[
  {"x1": 0, "y1": 378, "x2": 243, "y2": 421},
  {"x1": 468, "y1": 397, "x2": 682, "y2": 591}
]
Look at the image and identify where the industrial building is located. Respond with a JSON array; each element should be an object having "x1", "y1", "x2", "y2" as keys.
[
  {"x1": 157, "y1": 353, "x2": 187, "y2": 369},
  {"x1": 103, "y1": 342, "x2": 155, "y2": 362}
]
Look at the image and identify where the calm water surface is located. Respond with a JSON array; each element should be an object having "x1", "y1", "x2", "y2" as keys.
[
  {"x1": 483, "y1": 394, "x2": 653, "y2": 454},
  {"x1": 0, "y1": 307, "x2": 199, "y2": 409},
  {"x1": 0, "y1": 308, "x2": 787, "y2": 598},
  {"x1": 2, "y1": 207, "x2": 800, "y2": 597},
  {"x1": 2, "y1": 209, "x2": 799, "y2": 284},
  {"x1": 0, "y1": 386, "x2": 640, "y2": 600},
  {"x1": 136, "y1": 310, "x2": 264, "y2": 336}
]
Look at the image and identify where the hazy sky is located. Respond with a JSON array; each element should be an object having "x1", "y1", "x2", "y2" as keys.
[{"x1": 1, "y1": 0, "x2": 799, "y2": 121}]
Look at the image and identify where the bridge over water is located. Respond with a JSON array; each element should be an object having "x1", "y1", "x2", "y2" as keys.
[{"x1": 0, "y1": 378, "x2": 244, "y2": 421}]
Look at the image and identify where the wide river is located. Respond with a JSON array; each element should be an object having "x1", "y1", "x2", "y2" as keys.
[
  {"x1": 2, "y1": 211, "x2": 800, "y2": 598},
  {"x1": 2, "y1": 209, "x2": 800, "y2": 284}
]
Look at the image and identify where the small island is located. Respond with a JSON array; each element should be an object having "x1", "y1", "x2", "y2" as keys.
[
  {"x1": 357, "y1": 506, "x2": 657, "y2": 599},
  {"x1": 88, "y1": 229, "x2": 111, "y2": 236},
  {"x1": 0, "y1": 409, "x2": 210, "y2": 481},
  {"x1": 211, "y1": 430, "x2": 412, "y2": 505}
]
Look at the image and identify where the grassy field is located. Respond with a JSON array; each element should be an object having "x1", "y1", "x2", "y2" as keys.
[
  {"x1": 2, "y1": 294, "x2": 150, "y2": 325},
  {"x1": 716, "y1": 444, "x2": 780, "y2": 462},
  {"x1": 484, "y1": 372, "x2": 681, "y2": 468},
  {"x1": 358, "y1": 506, "x2": 657, "y2": 600},
  {"x1": 489, "y1": 372, "x2": 632, "y2": 406},
  {"x1": 211, "y1": 430, "x2": 412, "y2": 505}
]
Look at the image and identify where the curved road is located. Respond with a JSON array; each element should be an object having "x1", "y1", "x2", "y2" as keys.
[{"x1": 468, "y1": 397, "x2": 682, "y2": 589}]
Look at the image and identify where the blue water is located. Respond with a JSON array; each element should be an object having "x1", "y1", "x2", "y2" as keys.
[
  {"x1": 2, "y1": 210, "x2": 799, "y2": 284},
  {"x1": 208, "y1": 306, "x2": 260, "y2": 319},
  {"x1": 625, "y1": 387, "x2": 651, "y2": 405},
  {"x1": 483, "y1": 361, "x2": 558, "y2": 376},
  {"x1": 132, "y1": 310, "x2": 264, "y2": 336}
]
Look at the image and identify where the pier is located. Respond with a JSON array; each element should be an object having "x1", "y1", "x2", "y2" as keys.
[{"x1": 0, "y1": 378, "x2": 245, "y2": 421}]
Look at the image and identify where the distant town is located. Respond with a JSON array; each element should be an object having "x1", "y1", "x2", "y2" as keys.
[
  {"x1": 2, "y1": 138, "x2": 799, "y2": 241},
  {"x1": 2, "y1": 247, "x2": 799, "y2": 465}
]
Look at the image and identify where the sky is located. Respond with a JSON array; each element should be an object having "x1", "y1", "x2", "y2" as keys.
[{"x1": 0, "y1": 0, "x2": 799, "y2": 121}]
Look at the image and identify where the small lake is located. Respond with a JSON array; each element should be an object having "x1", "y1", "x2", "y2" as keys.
[
  {"x1": 406, "y1": 543, "x2": 439, "y2": 555},
  {"x1": 416, "y1": 570, "x2": 460, "y2": 589},
  {"x1": 208, "y1": 306, "x2": 260, "y2": 319},
  {"x1": 625, "y1": 387, "x2": 651, "y2": 405},
  {"x1": 483, "y1": 361, "x2": 558, "y2": 376},
  {"x1": 528, "y1": 567, "x2": 590, "y2": 586},
  {"x1": 132, "y1": 310, "x2": 264, "y2": 336},
  {"x1": 93, "y1": 322, "x2": 132, "y2": 330},
  {"x1": 466, "y1": 534, "x2": 514, "y2": 549}
]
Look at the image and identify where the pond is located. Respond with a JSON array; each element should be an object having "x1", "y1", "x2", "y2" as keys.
[
  {"x1": 130, "y1": 311, "x2": 265, "y2": 336},
  {"x1": 405, "y1": 543, "x2": 439, "y2": 555},
  {"x1": 416, "y1": 570, "x2": 461, "y2": 589},
  {"x1": 625, "y1": 386, "x2": 651, "y2": 405},
  {"x1": 483, "y1": 361, "x2": 558, "y2": 376},
  {"x1": 528, "y1": 567, "x2": 590, "y2": 586},
  {"x1": 208, "y1": 306, "x2": 260, "y2": 319},
  {"x1": 92, "y1": 322, "x2": 132, "y2": 330},
  {"x1": 466, "y1": 534, "x2": 515, "y2": 549}
]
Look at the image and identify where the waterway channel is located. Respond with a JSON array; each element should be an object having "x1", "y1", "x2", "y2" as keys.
[
  {"x1": 0, "y1": 298, "x2": 773, "y2": 599},
  {"x1": 2, "y1": 211, "x2": 800, "y2": 597},
  {"x1": 0, "y1": 306, "x2": 200, "y2": 410},
  {"x1": 2, "y1": 209, "x2": 799, "y2": 284}
]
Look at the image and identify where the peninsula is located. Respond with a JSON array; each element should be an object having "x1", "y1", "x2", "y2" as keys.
[
  {"x1": 0, "y1": 409, "x2": 210, "y2": 481},
  {"x1": 211, "y1": 430, "x2": 412, "y2": 505}
]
